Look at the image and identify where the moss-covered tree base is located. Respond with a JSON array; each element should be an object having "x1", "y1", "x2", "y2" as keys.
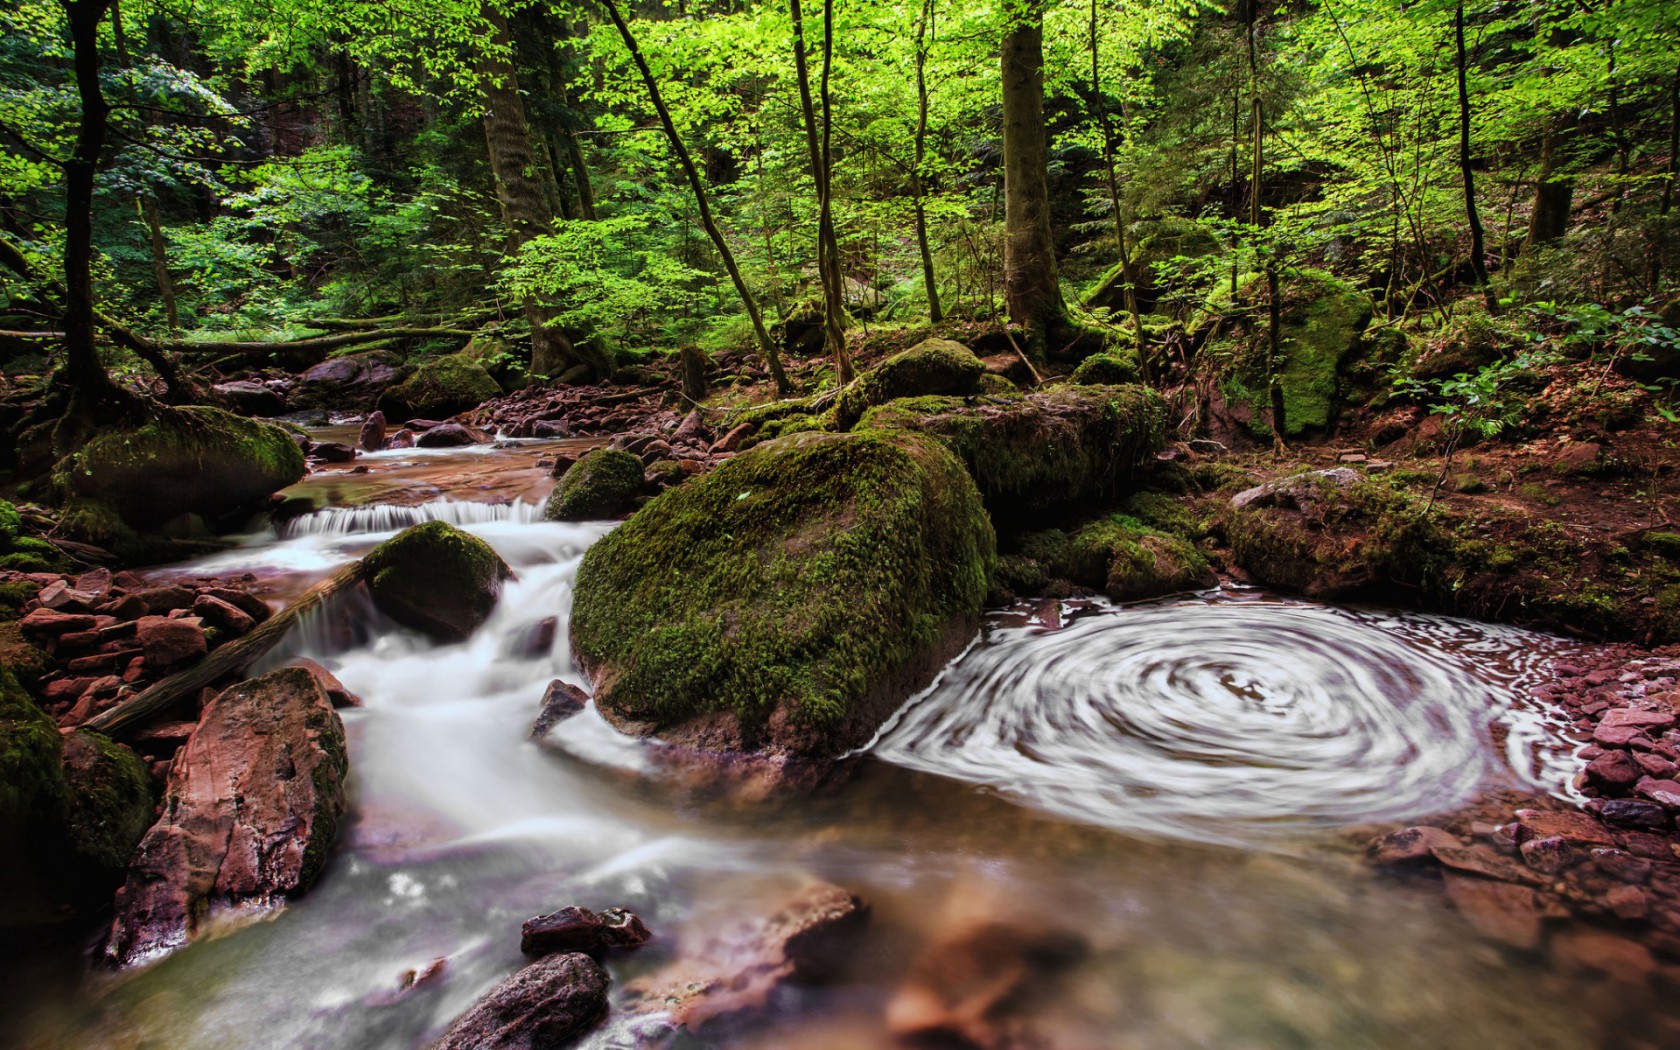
[{"x1": 571, "y1": 429, "x2": 995, "y2": 758}]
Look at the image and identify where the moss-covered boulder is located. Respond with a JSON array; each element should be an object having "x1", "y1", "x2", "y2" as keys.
[
  {"x1": 60, "y1": 730, "x2": 152, "y2": 900},
  {"x1": 857, "y1": 384, "x2": 1168, "y2": 519},
  {"x1": 0, "y1": 501, "x2": 69, "y2": 573},
  {"x1": 1070, "y1": 353, "x2": 1141, "y2": 386},
  {"x1": 834, "y1": 338, "x2": 987, "y2": 428},
  {"x1": 546, "y1": 448, "x2": 645, "y2": 521},
  {"x1": 376, "y1": 352, "x2": 503, "y2": 421},
  {"x1": 1061, "y1": 516, "x2": 1215, "y2": 600},
  {"x1": 571, "y1": 429, "x2": 995, "y2": 758},
  {"x1": 363, "y1": 521, "x2": 512, "y2": 641},
  {"x1": 0, "y1": 665, "x2": 67, "y2": 927},
  {"x1": 62, "y1": 405, "x2": 306, "y2": 531}
]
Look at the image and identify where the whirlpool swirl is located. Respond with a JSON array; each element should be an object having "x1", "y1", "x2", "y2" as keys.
[{"x1": 870, "y1": 595, "x2": 1577, "y2": 847}]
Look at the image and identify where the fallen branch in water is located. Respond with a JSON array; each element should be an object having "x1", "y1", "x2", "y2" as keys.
[{"x1": 85, "y1": 562, "x2": 365, "y2": 738}]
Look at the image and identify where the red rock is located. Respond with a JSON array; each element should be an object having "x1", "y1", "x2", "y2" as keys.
[
  {"x1": 1636, "y1": 753, "x2": 1678, "y2": 779},
  {"x1": 133, "y1": 586, "x2": 195, "y2": 614},
  {"x1": 136, "y1": 615, "x2": 207, "y2": 668},
  {"x1": 709, "y1": 422, "x2": 755, "y2": 454},
  {"x1": 1609, "y1": 884, "x2": 1649, "y2": 921},
  {"x1": 1431, "y1": 844, "x2": 1543, "y2": 885},
  {"x1": 433, "y1": 953, "x2": 607, "y2": 1050},
  {"x1": 1595, "y1": 724, "x2": 1653, "y2": 748},
  {"x1": 192, "y1": 594, "x2": 256, "y2": 636},
  {"x1": 104, "y1": 666, "x2": 349, "y2": 967},
  {"x1": 1601, "y1": 798, "x2": 1670, "y2": 828},
  {"x1": 1551, "y1": 928, "x2": 1657, "y2": 982},
  {"x1": 1519, "y1": 836, "x2": 1576, "y2": 873},
  {"x1": 43, "y1": 677, "x2": 96, "y2": 703},
  {"x1": 520, "y1": 905, "x2": 650, "y2": 957},
  {"x1": 1442, "y1": 873, "x2": 1542, "y2": 949},
  {"x1": 1637, "y1": 776, "x2": 1680, "y2": 809},
  {"x1": 1591, "y1": 848, "x2": 1655, "y2": 882},
  {"x1": 19, "y1": 608, "x2": 96, "y2": 637},
  {"x1": 1604, "y1": 707, "x2": 1678, "y2": 730},
  {"x1": 1369, "y1": 825, "x2": 1460, "y2": 864},
  {"x1": 1514, "y1": 808, "x2": 1617, "y2": 845},
  {"x1": 531, "y1": 680, "x2": 589, "y2": 738},
  {"x1": 202, "y1": 587, "x2": 272, "y2": 624},
  {"x1": 1587, "y1": 751, "x2": 1642, "y2": 790},
  {"x1": 66, "y1": 648, "x2": 142, "y2": 674},
  {"x1": 38, "y1": 579, "x2": 100, "y2": 611},
  {"x1": 55, "y1": 630, "x2": 102, "y2": 653},
  {"x1": 359, "y1": 410, "x2": 387, "y2": 453}
]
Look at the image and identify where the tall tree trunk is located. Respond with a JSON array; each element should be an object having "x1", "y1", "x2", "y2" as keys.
[
  {"x1": 554, "y1": 66, "x2": 599, "y2": 221},
  {"x1": 913, "y1": 0, "x2": 942, "y2": 324},
  {"x1": 1245, "y1": 0, "x2": 1285, "y2": 447},
  {"x1": 1654, "y1": 64, "x2": 1679, "y2": 287},
  {"x1": 137, "y1": 195, "x2": 179, "y2": 332},
  {"x1": 61, "y1": 0, "x2": 133, "y2": 413},
  {"x1": 1454, "y1": 2, "x2": 1497, "y2": 313},
  {"x1": 1001, "y1": 0, "x2": 1063, "y2": 354},
  {"x1": 479, "y1": 3, "x2": 606, "y2": 382},
  {"x1": 1524, "y1": 125, "x2": 1573, "y2": 251},
  {"x1": 600, "y1": 0, "x2": 791, "y2": 394},
  {"x1": 790, "y1": 0, "x2": 853, "y2": 384},
  {"x1": 1089, "y1": 0, "x2": 1147, "y2": 380}
]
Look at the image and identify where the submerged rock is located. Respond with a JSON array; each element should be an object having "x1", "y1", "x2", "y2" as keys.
[
  {"x1": 377, "y1": 353, "x2": 501, "y2": 421},
  {"x1": 104, "y1": 665, "x2": 349, "y2": 967},
  {"x1": 363, "y1": 521, "x2": 512, "y2": 641},
  {"x1": 571, "y1": 430, "x2": 993, "y2": 758},
  {"x1": 545, "y1": 448, "x2": 644, "y2": 521},
  {"x1": 433, "y1": 952, "x2": 608, "y2": 1050},
  {"x1": 63, "y1": 405, "x2": 306, "y2": 531}
]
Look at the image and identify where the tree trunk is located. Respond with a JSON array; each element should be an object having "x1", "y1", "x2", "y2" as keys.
[
  {"x1": 913, "y1": 0, "x2": 942, "y2": 324},
  {"x1": 790, "y1": 0, "x2": 853, "y2": 384},
  {"x1": 1245, "y1": 0, "x2": 1285, "y2": 446},
  {"x1": 479, "y1": 3, "x2": 607, "y2": 382},
  {"x1": 61, "y1": 0, "x2": 134, "y2": 414},
  {"x1": 1089, "y1": 0, "x2": 1147, "y2": 380},
  {"x1": 554, "y1": 66, "x2": 599, "y2": 221},
  {"x1": 600, "y1": 0, "x2": 791, "y2": 395},
  {"x1": 1654, "y1": 64, "x2": 1679, "y2": 287},
  {"x1": 817, "y1": 0, "x2": 854, "y2": 383},
  {"x1": 1524, "y1": 125, "x2": 1573, "y2": 251},
  {"x1": 1001, "y1": 0, "x2": 1063, "y2": 353},
  {"x1": 138, "y1": 194, "x2": 179, "y2": 331},
  {"x1": 1454, "y1": 3, "x2": 1497, "y2": 313}
]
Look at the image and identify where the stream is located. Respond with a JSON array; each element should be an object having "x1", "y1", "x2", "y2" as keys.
[{"x1": 0, "y1": 437, "x2": 1665, "y2": 1048}]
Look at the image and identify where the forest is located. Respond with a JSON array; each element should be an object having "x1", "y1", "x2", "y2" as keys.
[{"x1": 3, "y1": 0, "x2": 1680, "y2": 1047}]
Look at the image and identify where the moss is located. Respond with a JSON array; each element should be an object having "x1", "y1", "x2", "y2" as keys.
[
  {"x1": 0, "y1": 664, "x2": 68, "y2": 919},
  {"x1": 376, "y1": 353, "x2": 502, "y2": 420},
  {"x1": 0, "y1": 501, "x2": 19, "y2": 544},
  {"x1": 0, "y1": 581, "x2": 40, "y2": 621},
  {"x1": 546, "y1": 448, "x2": 645, "y2": 521},
  {"x1": 857, "y1": 384, "x2": 1168, "y2": 519},
  {"x1": 571, "y1": 429, "x2": 995, "y2": 755},
  {"x1": 1645, "y1": 532, "x2": 1680, "y2": 560},
  {"x1": 755, "y1": 412, "x2": 827, "y2": 443},
  {"x1": 979, "y1": 373, "x2": 1018, "y2": 394},
  {"x1": 1058, "y1": 515, "x2": 1215, "y2": 600},
  {"x1": 0, "y1": 623, "x2": 51, "y2": 686},
  {"x1": 1070, "y1": 353, "x2": 1141, "y2": 385},
  {"x1": 64, "y1": 405, "x2": 305, "y2": 530},
  {"x1": 833, "y1": 338, "x2": 986, "y2": 428},
  {"x1": 362, "y1": 520, "x2": 511, "y2": 641},
  {"x1": 644, "y1": 458, "x2": 687, "y2": 489},
  {"x1": 60, "y1": 730, "x2": 152, "y2": 897}
]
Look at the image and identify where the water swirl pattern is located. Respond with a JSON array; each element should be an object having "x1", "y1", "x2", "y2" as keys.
[{"x1": 871, "y1": 594, "x2": 1577, "y2": 847}]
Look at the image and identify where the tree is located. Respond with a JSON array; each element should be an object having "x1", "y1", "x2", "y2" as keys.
[
  {"x1": 789, "y1": 0, "x2": 853, "y2": 384},
  {"x1": 1000, "y1": 0, "x2": 1063, "y2": 354},
  {"x1": 1453, "y1": 1, "x2": 1497, "y2": 313}
]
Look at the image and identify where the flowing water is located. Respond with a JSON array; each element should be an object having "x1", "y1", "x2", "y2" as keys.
[{"x1": 1, "y1": 442, "x2": 1668, "y2": 1049}]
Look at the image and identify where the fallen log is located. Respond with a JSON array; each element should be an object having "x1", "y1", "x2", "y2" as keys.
[
  {"x1": 154, "y1": 326, "x2": 478, "y2": 356},
  {"x1": 84, "y1": 562, "x2": 364, "y2": 738}
]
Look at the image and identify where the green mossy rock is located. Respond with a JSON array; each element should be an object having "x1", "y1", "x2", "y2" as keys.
[
  {"x1": 1216, "y1": 271, "x2": 1372, "y2": 437},
  {"x1": 63, "y1": 405, "x2": 306, "y2": 530},
  {"x1": 0, "y1": 665, "x2": 68, "y2": 927},
  {"x1": 857, "y1": 384, "x2": 1168, "y2": 519},
  {"x1": 0, "y1": 501, "x2": 19, "y2": 544},
  {"x1": 0, "y1": 502, "x2": 70, "y2": 572},
  {"x1": 60, "y1": 730, "x2": 153, "y2": 900},
  {"x1": 1062, "y1": 516, "x2": 1215, "y2": 601},
  {"x1": 546, "y1": 448, "x2": 645, "y2": 521},
  {"x1": 1070, "y1": 353, "x2": 1141, "y2": 385},
  {"x1": 834, "y1": 338, "x2": 987, "y2": 428},
  {"x1": 363, "y1": 521, "x2": 512, "y2": 641},
  {"x1": 376, "y1": 353, "x2": 502, "y2": 421},
  {"x1": 571, "y1": 429, "x2": 995, "y2": 757}
]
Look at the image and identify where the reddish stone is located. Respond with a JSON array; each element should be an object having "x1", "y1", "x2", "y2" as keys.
[
  {"x1": 1601, "y1": 798, "x2": 1670, "y2": 829},
  {"x1": 1637, "y1": 776, "x2": 1680, "y2": 809},
  {"x1": 1594, "y1": 724, "x2": 1653, "y2": 748},
  {"x1": 1431, "y1": 844, "x2": 1543, "y2": 885},
  {"x1": 133, "y1": 586, "x2": 195, "y2": 614},
  {"x1": 1587, "y1": 751, "x2": 1641, "y2": 791},
  {"x1": 136, "y1": 615, "x2": 207, "y2": 668},
  {"x1": 1519, "y1": 836, "x2": 1576, "y2": 874},
  {"x1": 1592, "y1": 848, "x2": 1655, "y2": 882},
  {"x1": 1442, "y1": 874, "x2": 1542, "y2": 949},
  {"x1": 520, "y1": 905, "x2": 651, "y2": 957},
  {"x1": 1636, "y1": 753, "x2": 1678, "y2": 779},
  {"x1": 1604, "y1": 707, "x2": 1678, "y2": 730},
  {"x1": 709, "y1": 422, "x2": 756, "y2": 454},
  {"x1": 1369, "y1": 826, "x2": 1460, "y2": 864},
  {"x1": 192, "y1": 595, "x2": 256, "y2": 637},
  {"x1": 1551, "y1": 928, "x2": 1657, "y2": 982},
  {"x1": 19, "y1": 608, "x2": 96, "y2": 637},
  {"x1": 201, "y1": 587, "x2": 272, "y2": 624},
  {"x1": 1608, "y1": 884, "x2": 1649, "y2": 921}
]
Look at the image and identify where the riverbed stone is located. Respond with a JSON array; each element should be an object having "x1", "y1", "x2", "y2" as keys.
[
  {"x1": 104, "y1": 665, "x2": 348, "y2": 967},
  {"x1": 521, "y1": 905, "x2": 650, "y2": 957},
  {"x1": 545, "y1": 448, "x2": 644, "y2": 521},
  {"x1": 530, "y1": 681, "x2": 588, "y2": 738},
  {"x1": 1369, "y1": 825, "x2": 1460, "y2": 864},
  {"x1": 1442, "y1": 873, "x2": 1542, "y2": 949},
  {"x1": 362, "y1": 521, "x2": 512, "y2": 642},
  {"x1": 571, "y1": 430, "x2": 994, "y2": 758},
  {"x1": 434, "y1": 952, "x2": 608, "y2": 1050},
  {"x1": 135, "y1": 615, "x2": 207, "y2": 668}
]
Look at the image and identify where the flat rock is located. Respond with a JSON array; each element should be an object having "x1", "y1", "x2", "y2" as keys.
[
  {"x1": 19, "y1": 608, "x2": 96, "y2": 637},
  {"x1": 415, "y1": 423, "x2": 487, "y2": 448},
  {"x1": 1586, "y1": 751, "x2": 1642, "y2": 790},
  {"x1": 104, "y1": 666, "x2": 349, "y2": 967},
  {"x1": 1603, "y1": 707, "x2": 1678, "y2": 730},
  {"x1": 1430, "y1": 844, "x2": 1543, "y2": 885},
  {"x1": 1514, "y1": 808, "x2": 1616, "y2": 846},
  {"x1": 433, "y1": 952, "x2": 607, "y2": 1050},
  {"x1": 1369, "y1": 825, "x2": 1460, "y2": 864},
  {"x1": 1442, "y1": 873, "x2": 1542, "y2": 950},
  {"x1": 1601, "y1": 798, "x2": 1670, "y2": 828},
  {"x1": 521, "y1": 905, "x2": 651, "y2": 957},
  {"x1": 135, "y1": 615, "x2": 207, "y2": 667}
]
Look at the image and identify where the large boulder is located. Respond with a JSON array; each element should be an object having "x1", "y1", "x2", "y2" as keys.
[
  {"x1": 857, "y1": 384, "x2": 1167, "y2": 519},
  {"x1": 63, "y1": 405, "x2": 306, "y2": 530},
  {"x1": 362, "y1": 521, "x2": 512, "y2": 641},
  {"x1": 1056, "y1": 515, "x2": 1215, "y2": 601},
  {"x1": 545, "y1": 448, "x2": 644, "y2": 521},
  {"x1": 434, "y1": 952, "x2": 608, "y2": 1050},
  {"x1": 571, "y1": 430, "x2": 994, "y2": 758},
  {"x1": 291, "y1": 350, "x2": 410, "y2": 411},
  {"x1": 834, "y1": 337, "x2": 986, "y2": 427},
  {"x1": 376, "y1": 353, "x2": 502, "y2": 421},
  {"x1": 0, "y1": 665, "x2": 68, "y2": 928},
  {"x1": 59, "y1": 729, "x2": 153, "y2": 901},
  {"x1": 104, "y1": 665, "x2": 349, "y2": 967},
  {"x1": 212, "y1": 380, "x2": 286, "y2": 417}
]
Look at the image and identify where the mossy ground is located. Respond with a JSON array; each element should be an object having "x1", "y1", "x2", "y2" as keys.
[
  {"x1": 546, "y1": 448, "x2": 645, "y2": 521},
  {"x1": 571, "y1": 429, "x2": 995, "y2": 753}
]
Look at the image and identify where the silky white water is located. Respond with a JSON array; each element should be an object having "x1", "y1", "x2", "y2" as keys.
[{"x1": 0, "y1": 492, "x2": 1643, "y2": 1050}]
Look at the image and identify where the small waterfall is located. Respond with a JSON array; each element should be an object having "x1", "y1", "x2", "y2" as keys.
[{"x1": 282, "y1": 498, "x2": 545, "y2": 538}]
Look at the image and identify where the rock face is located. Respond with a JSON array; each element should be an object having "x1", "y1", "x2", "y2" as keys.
[
  {"x1": 545, "y1": 448, "x2": 645, "y2": 522},
  {"x1": 291, "y1": 351, "x2": 409, "y2": 411},
  {"x1": 64, "y1": 405, "x2": 306, "y2": 530},
  {"x1": 833, "y1": 337, "x2": 986, "y2": 427},
  {"x1": 433, "y1": 952, "x2": 608, "y2": 1050},
  {"x1": 623, "y1": 881, "x2": 867, "y2": 1033},
  {"x1": 104, "y1": 666, "x2": 349, "y2": 967},
  {"x1": 571, "y1": 430, "x2": 994, "y2": 758},
  {"x1": 376, "y1": 353, "x2": 501, "y2": 421},
  {"x1": 363, "y1": 521, "x2": 512, "y2": 641},
  {"x1": 857, "y1": 384, "x2": 1167, "y2": 518}
]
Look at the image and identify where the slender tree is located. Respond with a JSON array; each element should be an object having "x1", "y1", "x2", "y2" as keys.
[
  {"x1": 1089, "y1": 0, "x2": 1147, "y2": 379},
  {"x1": 1001, "y1": 0, "x2": 1063, "y2": 353},
  {"x1": 599, "y1": 0, "x2": 792, "y2": 394},
  {"x1": 1245, "y1": 0, "x2": 1285, "y2": 446},
  {"x1": 1454, "y1": 1, "x2": 1498, "y2": 313},
  {"x1": 912, "y1": 0, "x2": 942, "y2": 323},
  {"x1": 789, "y1": 0, "x2": 853, "y2": 383}
]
